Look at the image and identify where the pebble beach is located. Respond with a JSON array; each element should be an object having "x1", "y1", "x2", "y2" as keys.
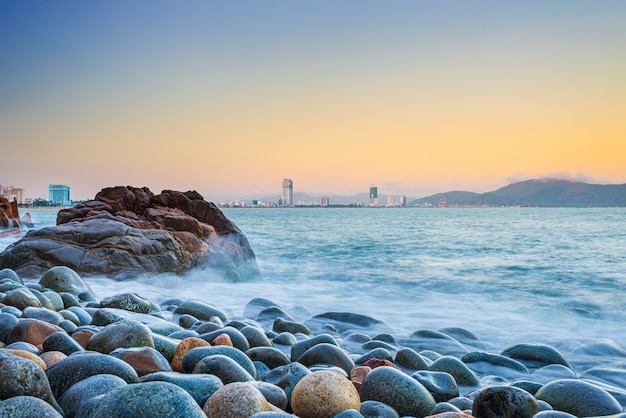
[{"x1": 2, "y1": 266, "x2": 626, "y2": 418}]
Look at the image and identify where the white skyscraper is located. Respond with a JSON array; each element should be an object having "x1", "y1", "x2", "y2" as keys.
[{"x1": 282, "y1": 178, "x2": 293, "y2": 206}]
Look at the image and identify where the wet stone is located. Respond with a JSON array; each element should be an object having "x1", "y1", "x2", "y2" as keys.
[
  {"x1": 142, "y1": 371, "x2": 223, "y2": 407},
  {"x1": 5, "y1": 341, "x2": 41, "y2": 355},
  {"x1": 273, "y1": 331, "x2": 298, "y2": 346},
  {"x1": 241, "y1": 325, "x2": 274, "y2": 347},
  {"x1": 0, "y1": 268, "x2": 22, "y2": 284},
  {"x1": 535, "y1": 378, "x2": 624, "y2": 417},
  {"x1": 57, "y1": 373, "x2": 128, "y2": 418},
  {"x1": 8, "y1": 317, "x2": 65, "y2": 347},
  {"x1": 39, "y1": 266, "x2": 95, "y2": 299},
  {"x1": 203, "y1": 382, "x2": 273, "y2": 417},
  {"x1": 273, "y1": 317, "x2": 312, "y2": 336},
  {"x1": 395, "y1": 347, "x2": 431, "y2": 371},
  {"x1": 45, "y1": 351, "x2": 139, "y2": 400},
  {"x1": 249, "y1": 381, "x2": 289, "y2": 411},
  {"x1": 182, "y1": 345, "x2": 257, "y2": 378},
  {"x1": 360, "y1": 365, "x2": 436, "y2": 417},
  {"x1": 359, "y1": 400, "x2": 400, "y2": 418},
  {"x1": 531, "y1": 364, "x2": 577, "y2": 384},
  {"x1": 86, "y1": 318, "x2": 154, "y2": 353},
  {"x1": 2, "y1": 288, "x2": 42, "y2": 310},
  {"x1": 0, "y1": 312, "x2": 19, "y2": 342},
  {"x1": 201, "y1": 326, "x2": 250, "y2": 351},
  {"x1": 152, "y1": 333, "x2": 179, "y2": 363},
  {"x1": 262, "y1": 362, "x2": 311, "y2": 409},
  {"x1": 43, "y1": 291, "x2": 64, "y2": 311},
  {"x1": 355, "y1": 347, "x2": 394, "y2": 364},
  {"x1": 43, "y1": 331, "x2": 84, "y2": 355},
  {"x1": 5, "y1": 348, "x2": 47, "y2": 369},
  {"x1": 92, "y1": 381, "x2": 206, "y2": 418},
  {"x1": 472, "y1": 385, "x2": 540, "y2": 417},
  {"x1": 0, "y1": 396, "x2": 63, "y2": 418},
  {"x1": 291, "y1": 370, "x2": 361, "y2": 418},
  {"x1": 246, "y1": 346, "x2": 291, "y2": 369},
  {"x1": 429, "y1": 355, "x2": 480, "y2": 387},
  {"x1": 22, "y1": 306, "x2": 64, "y2": 325},
  {"x1": 429, "y1": 402, "x2": 463, "y2": 415},
  {"x1": 179, "y1": 313, "x2": 199, "y2": 328},
  {"x1": 66, "y1": 306, "x2": 91, "y2": 325},
  {"x1": 110, "y1": 346, "x2": 172, "y2": 376},
  {"x1": 39, "y1": 351, "x2": 67, "y2": 368},
  {"x1": 0, "y1": 351, "x2": 62, "y2": 413},
  {"x1": 171, "y1": 336, "x2": 211, "y2": 372},
  {"x1": 192, "y1": 354, "x2": 255, "y2": 384},
  {"x1": 412, "y1": 370, "x2": 459, "y2": 402},
  {"x1": 296, "y1": 342, "x2": 355, "y2": 375},
  {"x1": 100, "y1": 292, "x2": 153, "y2": 313},
  {"x1": 501, "y1": 343, "x2": 572, "y2": 370},
  {"x1": 174, "y1": 299, "x2": 230, "y2": 321}
]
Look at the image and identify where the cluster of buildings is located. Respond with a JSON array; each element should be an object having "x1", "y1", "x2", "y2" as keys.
[
  {"x1": 220, "y1": 179, "x2": 408, "y2": 208},
  {"x1": 0, "y1": 184, "x2": 72, "y2": 206},
  {"x1": 0, "y1": 185, "x2": 26, "y2": 204}
]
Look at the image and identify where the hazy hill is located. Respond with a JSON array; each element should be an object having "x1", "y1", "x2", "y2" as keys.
[{"x1": 411, "y1": 179, "x2": 626, "y2": 207}]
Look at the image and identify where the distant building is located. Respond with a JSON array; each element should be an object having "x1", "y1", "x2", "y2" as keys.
[
  {"x1": 48, "y1": 184, "x2": 71, "y2": 206},
  {"x1": 400, "y1": 196, "x2": 407, "y2": 207},
  {"x1": 281, "y1": 178, "x2": 293, "y2": 206},
  {"x1": 321, "y1": 197, "x2": 330, "y2": 207},
  {"x1": 0, "y1": 185, "x2": 26, "y2": 204},
  {"x1": 387, "y1": 195, "x2": 394, "y2": 207},
  {"x1": 369, "y1": 186, "x2": 378, "y2": 207}
]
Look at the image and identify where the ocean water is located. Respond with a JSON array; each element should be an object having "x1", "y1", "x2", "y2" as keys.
[{"x1": 3, "y1": 207, "x2": 626, "y2": 358}]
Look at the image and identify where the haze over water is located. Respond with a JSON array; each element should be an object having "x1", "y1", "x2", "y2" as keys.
[{"x1": 7, "y1": 207, "x2": 626, "y2": 362}]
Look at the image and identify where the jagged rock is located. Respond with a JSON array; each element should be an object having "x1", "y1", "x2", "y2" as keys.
[
  {"x1": 0, "y1": 197, "x2": 20, "y2": 229},
  {"x1": 0, "y1": 186, "x2": 260, "y2": 280}
]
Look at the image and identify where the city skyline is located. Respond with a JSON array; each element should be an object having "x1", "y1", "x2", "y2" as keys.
[{"x1": 2, "y1": 2, "x2": 625, "y2": 201}]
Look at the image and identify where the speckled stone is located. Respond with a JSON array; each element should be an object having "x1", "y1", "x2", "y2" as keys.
[
  {"x1": 291, "y1": 370, "x2": 361, "y2": 418},
  {"x1": 203, "y1": 382, "x2": 273, "y2": 417},
  {"x1": 39, "y1": 266, "x2": 94, "y2": 299},
  {"x1": 7, "y1": 318, "x2": 65, "y2": 347},
  {"x1": 110, "y1": 346, "x2": 173, "y2": 376},
  {"x1": 249, "y1": 381, "x2": 289, "y2": 411},
  {"x1": 395, "y1": 347, "x2": 431, "y2": 370},
  {"x1": 291, "y1": 334, "x2": 338, "y2": 361},
  {"x1": 171, "y1": 337, "x2": 211, "y2": 372},
  {"x1": 213, "y1": 332, "x2": 234, "y2": 346},
  {"x1": 429, "y1": 356, "x2": 480, "y2": 387},
  {"x1": 5, "y1": 348, "x2": 47, "y2": 370},
  {"x1": 359, "y1": 400, "x2": 400, "y2": 418},
  {"x1": 45, "y1": 351, "x2": 139, "y2": 399},
  {"x1": 91, "y1": 381, "x2": 206, "y2": 417},
  {"x1": 273, "y1": 317, "x2": 312, "y2": 335},
  {"x1": 360, "y1": 365, "x2": 436, "y2": 417},
  {"x1": 0, "y1": 351, "x2": 62, "y2": 413},
  {"x1": 100, "y1": 292, "x2": 154, "y2": 313},
  {"x1": 241, "y1": 325, "x2": 273, "y2": 347},
  {"x1": 57, "y1": 374, "x2": 128, "y2": 418},
  {"x1": 356, "y1": 347, "x2": 394, "y2": 364},
  {"x1": 535, "y1": 378, "x2": 623, "y2": 417},
  {"x1": 472, "y1": 385, "x2": 541, "y2": 418},
  {"x1": 42, "y1": 331, "x2": 84, "y2": 355},
  {"x1": 2, "y1": 288, "x2": 42, "y2": 310},
  {"x1": 174, "y1": 300, "x2": 229, "y2": 321},
  {"x1": 0, "y1": 312, "x2": 19, "y2": 343},
  {"x1": 262, "y1": 362, "x2": 311, "y2": 409},
  {"x1": 86, "y1": 319, "x2": 154, "y2": 353},
  {"x1": 0, "y1": 268, "x2": 22, "y2": 284},
  {"x1": 0, "y1": 396, "x2": 63, "y2": 418},
  {"x1": 200, "y1": 327, "x2": 250, "y2": 351},
  {"x1": 39, "y1": 351, "x2": 67, "y2": 368},
  {"x1": 142, "y1": 371, "x2": 223, "y2": 407},
  {"x1": 22, "y1": 306, "x2": 64, "y2": 325}
]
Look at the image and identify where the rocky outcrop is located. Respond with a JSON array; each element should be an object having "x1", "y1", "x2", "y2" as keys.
[
  {"x1": 0, "y1": 197, "x2": 20, "y2": 229},
  {"x1": 0, "y1": 186, "x2": 259, "y2": 280}
]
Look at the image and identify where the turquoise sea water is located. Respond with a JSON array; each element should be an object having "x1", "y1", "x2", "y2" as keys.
[{"x1": 3, "y1": 207, "x2": 626, "y2": 353}]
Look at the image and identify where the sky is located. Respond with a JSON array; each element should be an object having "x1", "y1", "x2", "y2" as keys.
[{"x1": 1, "y1": 1, "x2": 625, "y2": 201}]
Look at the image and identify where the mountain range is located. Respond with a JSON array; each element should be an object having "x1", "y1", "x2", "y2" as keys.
[
  {"x1": 253, "y1": 179, "x2": 626, "y2": 207},
  {"x1": 409, "y1": 179, "x2": 626, "y2": 207}
]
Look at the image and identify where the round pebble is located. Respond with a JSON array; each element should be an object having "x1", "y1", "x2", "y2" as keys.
[
  {"x1": 291, "y1": 370, "x2": 361, "y2": 418},
  {"x1": 203, "y1": 382, "x2": 273, "y2": 417}
]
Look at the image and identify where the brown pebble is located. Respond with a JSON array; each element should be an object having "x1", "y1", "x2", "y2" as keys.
[
  {"x1": 213, "y1": 333, "x2": 233, "y2": 347},
  {"x1": 292, "y1": 370, "x2": 361, "y2": 418},
  {"x1": 363, "y1": 358, "x2": 399, "y2": 370},
  {"x1": 171, "y1": 337, "x2": 211, "y2": 372},
  {"x1": 350, "y1": 365, "x2": 371, "y2": 391},
  {"x1": 72, "y1": 330, "x2": 95, "y2": 349},
  {"x1": 40, "y1": 351, "x2": 68, "y2": 368},
  {"x1": 6, "y1": 349, "x2": 48, "y2": 370},
  {"x1": 7, "y1": 318, "x2": 65, "y2": 347}
]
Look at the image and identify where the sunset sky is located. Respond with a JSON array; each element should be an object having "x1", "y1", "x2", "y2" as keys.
[{"x1": 2, "y1": 1, "x2": 625, "y2": 201}]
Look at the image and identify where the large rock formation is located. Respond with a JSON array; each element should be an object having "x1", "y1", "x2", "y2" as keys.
[
  {"x1": 0, "y1": 197, "x2": 20, "y2": 229},
  {"x1": 0, "y1": 186, "x2": 259, "y2": 280}
]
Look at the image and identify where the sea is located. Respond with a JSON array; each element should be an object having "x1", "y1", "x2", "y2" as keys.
[{"x1": 2, "y1": 207, "x2": 626, "y2": 358}]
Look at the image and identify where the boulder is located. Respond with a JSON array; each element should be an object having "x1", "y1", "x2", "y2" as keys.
[
  {"x1": 0, "y1": 197, "x2": 20, "y2": 229},
  {"x1": 0, "y1": 187, "x2": 260, "y2": 280}
]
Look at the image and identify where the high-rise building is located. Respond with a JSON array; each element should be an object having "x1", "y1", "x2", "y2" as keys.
[
  {"x1": 49, "y1": 184, "x2": 71, "y2": 206},
  {"x1": 400, "y1": 196, "x2": 407, "y2": 207},
  {"x1": 369, "y1": 186, "x2": 378, "y2": 207},
  {"x1": 281, "y1": 178, "x2": 293, "y2": 206},
  {"x1": 321, "y1": 197, "x2": 330, "y2": 207},
  {"x1": 387, "y1": 195, "x2": 394, "y2": 207},
  {"x1": 0, "y1": 185, "x2": 26, "y2": 204}
]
